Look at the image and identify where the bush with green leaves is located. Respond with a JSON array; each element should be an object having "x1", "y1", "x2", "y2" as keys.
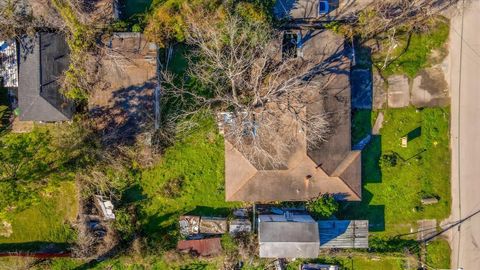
[
  {"x1": 113, "y1": 208, "x2": 137, "y2": 242},
  {"x1": 306, "y1": 194, "x2": 339, "y2": 219},
  {"x1": 380, "y1": 152, "x2": 399, "y2": 167}
]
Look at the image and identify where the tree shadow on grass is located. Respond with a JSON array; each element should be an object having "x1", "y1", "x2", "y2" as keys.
[
  {"x1": 140, "y1": 212, "x2": 179, "y2": 249},
  {"x1": 0, "y1": 242, "x2": 71, "y2": 253},
  {"x1": 187, "y1": 206, "x2": 232, "y2": 218},
  {"x1": 121, "y1": 183, "x2": 146, "y2": 204}
]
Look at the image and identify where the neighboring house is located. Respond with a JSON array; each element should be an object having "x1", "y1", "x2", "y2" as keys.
[
  {"x1": 225, "y1": 30, "x2": 361, "y2": 202},
  {"x1": 0, "y1": 40, "x2": 18, "y2": 88},
  {"x1": 274, "y1": 0, "x2": 341, "y2": 20},
  {"x1": 17, "y1": 32, "x2": 74, "y2": 122},
  {"x1": 258, "y1": 214, "x2": 320, "y2": 258},
  {"x1": 319, "y1": 220, "x2": 369, "y2": 249}
]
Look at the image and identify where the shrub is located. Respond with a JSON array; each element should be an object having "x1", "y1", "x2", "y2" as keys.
[
  {"x1": 113, "y1": 208, "x2": 136, "y2": 241},
  {"x1": 221, "y1": 233, "x2": 237, "y2": 255},
  {"x1": 161, "y1": 176, "x2": 185, "y2": 198},
  {"x1": 306, "y1": 194, "x2": 339, "y2": 219},
  {"x1": 132, "y1": 24, "x2": 142, "y2": 32},
  {"x1": 380, "y1": 153, "x2": 398, "y2": 167}
]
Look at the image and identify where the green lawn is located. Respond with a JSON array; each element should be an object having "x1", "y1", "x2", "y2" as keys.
[
  {"x1": 373, "y1": 16, "x2": 449, "y2": 78},
  {"x1": 0, "y1": 181, "x2": 78, "y2": 250},
  {"x1": 28, "y1": 254, "x2": 406, "y2": 270},
  {"x1": 341, "y1": 107, "x2": 451, "y2": 236},
  {"x1": 0, "y1": 123, "x2": 92, "y2": 251},
  {"x1": 426, "y1": 239, "x2": 451, "y2": 269},
  {"x1": 139, "y1": 116, "x2": 241, "y2": 246},
  {"x1": 28, "y1": 255, "x2": 226, "y2": 270}
]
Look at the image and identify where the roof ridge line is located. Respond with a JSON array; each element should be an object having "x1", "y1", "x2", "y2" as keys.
[
  {"x1": 333, "y1": 151, "x2": 362, "y2": 200},
  {"x1": 330, "y1": 151, "x2": 360, "y2": 177},
  {"x1": 225, "y1": 141, "x2": 258, "y2": 201},
  {"x1": 227, "y1": 172, "x2": 256, "y2": 201}
]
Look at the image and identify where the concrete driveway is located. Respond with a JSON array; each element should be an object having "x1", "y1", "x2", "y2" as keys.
[{"x1": 448, "y1": 1, "x2": 480, "y2": 269}]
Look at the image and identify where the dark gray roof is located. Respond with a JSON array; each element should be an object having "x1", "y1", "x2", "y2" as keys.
[
  {"x1": 259, "y1": 221, "x2": 320, "y2": 258},
  {"x1": 18, "y1": 32, "x2": 73, "y2": 121},
  {"x1": 319, "y1": 220, "x2": 369, "y2": 249}
]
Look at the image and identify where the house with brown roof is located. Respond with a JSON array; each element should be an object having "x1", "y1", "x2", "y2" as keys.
[{"x1": 224, "y1": 30, "x2": 361, "y2": 202}]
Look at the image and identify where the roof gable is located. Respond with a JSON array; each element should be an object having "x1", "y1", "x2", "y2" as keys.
[
  {"x1": 259, "y1": 218, "x2": 320, "y2": 258},
  {"x1": 18, "y1": 32, "x2": 73, "y2": 121}
]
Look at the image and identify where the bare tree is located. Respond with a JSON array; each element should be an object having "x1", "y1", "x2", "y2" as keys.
[
  {"x1": 349, "y1": 0, "x2": 460, "y2": 39},
  {"x1": 161, "y1": 9, "x2": 347, "y2": 169},
  {"x1": 0, "y1": 0, "x2": 63, "y2": 40}
]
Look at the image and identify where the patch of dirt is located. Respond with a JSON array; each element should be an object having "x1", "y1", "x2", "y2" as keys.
[
  {"x1": 89, "y1": 33, "x2": 157, "y2": 146},
  {"x1": 428, "y1": 47, "x2": 449, "y2": 66},
  {"x1": 0, "y1": 220, "x2": 13, "y2": 237},
  {"x1": 11, "y1": 118, "x2": 34, "y2": 133}
]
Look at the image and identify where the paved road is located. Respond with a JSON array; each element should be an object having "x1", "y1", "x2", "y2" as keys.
[{"x1": 448, "y1": 1, "x2": 480, "y2": 269}]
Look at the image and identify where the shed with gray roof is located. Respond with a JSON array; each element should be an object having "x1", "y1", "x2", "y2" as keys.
[
  {"x1": 319, "y1": 220, "x2": 369, "y2": 249},
  {"x1": 258, "y1": 214, "x2": 320, "y2": 258}
]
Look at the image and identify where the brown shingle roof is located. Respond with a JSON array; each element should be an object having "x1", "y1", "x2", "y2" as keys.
[{"x1": 225, "y1": 30, "x2": 361, "y2": 202}]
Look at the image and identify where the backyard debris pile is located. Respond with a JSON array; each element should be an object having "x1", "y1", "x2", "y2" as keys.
[
  {"x1": 179, "y1": 215, "x2": 200, "y2": 236},
  {"x1": 178, "y1": 210, "x2": 252, "y2": 238},
  {"x1": 229, "y1": 219, "x2": 252, "y2": 235},
  {"x1": 95, "y1": 195, "x2": 116, "y2": 220},
  {"x1": 199, "y1": 217, "x2": 228, "y2": 234},
  {"x1": 75, "y1": 196, "x2": 119, "y2": 257},
  {"x1": 86, "y1": 215, "x2": 107, "y2": 238},
  {"x1": 0, "y1": 220, "x2": 12, "y2": 237},
  {"x1": 233, "y1": 208, "x2": 249, "y2": 218}
]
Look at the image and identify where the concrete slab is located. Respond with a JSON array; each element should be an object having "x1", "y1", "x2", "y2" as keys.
[
  {"x1": 373, "y1": 70, "x2": 387, "y2": 109},
  {"x1": 417, "y1": 219, "x2": 437, "y2": 241},
  {"x1": 411, "y1": 66, "x2": 450, "y2": 107},
  {"x1": 387, "y1": 75, "x2": 410, "y2": 108},
  {"x1": 11, "y1": 118, "x2": 34, "y2": 133},
  {"x1": 351, "y1": 69, "x2": 372, "y2": 109},
  {"x1": 372, "y1": 112, "x2": 384, "y2": 135}
]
